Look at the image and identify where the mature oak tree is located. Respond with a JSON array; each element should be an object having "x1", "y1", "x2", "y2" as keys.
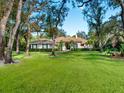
[
  {"x1": 81, "y1": 0, "x2": 106, "y2": 51},
  {"x1": 5, "y1": 0, "x2": 23, "y2": 63},
  {"x1": 0, "y1": 0, "x2": 14, "y2": 62}
]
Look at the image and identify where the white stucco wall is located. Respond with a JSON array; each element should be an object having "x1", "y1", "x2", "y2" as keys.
[
  {"x1": 37, "y1": 45, "x2": 42, "y2": 49},
  {"x1": 31, "y1": 44, "x2": 52, "y2": 49},
  {"x1": 77, "y1": 43, "x2": 82, "y2": 48},
  {"x1": 31, "y1": 45, "x2": 33, "y2": 49},
  {"x1": 62, "y1": 45, "x2": 66, "y2": 51},
  {"x1": 33, "y1": 45, "x2": 37, "y2": 49},
  {"x1": 77, "y1": 43, "x2": 92, "y2": 49},
  {"x1": 48, "y1": 45, "x2": 52, "y2": 49}
]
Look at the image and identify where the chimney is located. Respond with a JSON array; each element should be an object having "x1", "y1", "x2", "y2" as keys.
[{"x1": 76, "y1": 34, "x2": 78, "y2": 39}]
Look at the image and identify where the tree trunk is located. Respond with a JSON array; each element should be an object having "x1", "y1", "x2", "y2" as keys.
[
  {"x1": 51, "y1": 35, "x2": 56, "y2": 56},
  {"x1": 120, "y1": 2, "x2": 124, "y2": 55},
  {"x1": 5, "y1": 0, "x2": 23, "y2": 64},
  {"x1": 25, "y1": 24, "x2": 30, "y2": 56},
  {"x1": 16, "y1": 31, "x2": 20, "y2": 54},
  {"x1": 95, "y1": 25, "x2": 102, "y2": 50},
  {"x1": 25, "y1": 38, "x2": 30, "y2": 56},
  {"x1": 0, "y1": 32, "x2": 4, "y2": 60},
  {"x1": 0, "y1": 0, "x2": 14, "y2": 61}
]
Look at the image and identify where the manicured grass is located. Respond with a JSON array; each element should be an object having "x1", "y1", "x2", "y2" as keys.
[{"x1": 0, "y1": 51, "x2": 124, "y2": 93}]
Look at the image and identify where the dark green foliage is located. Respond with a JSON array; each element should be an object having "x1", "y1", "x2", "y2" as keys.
[
  {"x1": 30, "y1": 49, "x2": 52, "y2": 52},
  {"x1": 82, "y1": 0, "x2": 106, "y2": 49},
  {"x1": 76, "y1": 31, "x2": 87, "y2": 39},
  {"x1": 120, "y1": 43, "x2": 124, "y2": 56}
]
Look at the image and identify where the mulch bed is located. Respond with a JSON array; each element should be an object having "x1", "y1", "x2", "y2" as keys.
[{"x1": 111, "y1": 56, "x2": 124, "y2": 60}]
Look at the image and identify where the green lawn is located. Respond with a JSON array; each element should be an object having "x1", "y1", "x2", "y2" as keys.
[{"x1": 0, "y1": 51, "x2": 124, "y2": 93}]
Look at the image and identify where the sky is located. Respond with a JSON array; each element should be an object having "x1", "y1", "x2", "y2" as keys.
[
  {"x1": 62, "y1": 6, "x2": 88, "y2": 35},
  {"x1": 62, "y1": 3, "x2": 120, "y2": 36}
]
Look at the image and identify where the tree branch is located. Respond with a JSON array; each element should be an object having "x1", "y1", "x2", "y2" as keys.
[
  {"x1": 77, "y1": 0, "x2": 92, "y2": 7},
  {"x1": 56, "y1": 0, "x2": 66, "y2": 27},
  {"x1": 49, "y1": 0, "x2": 60, "y2": 3}
]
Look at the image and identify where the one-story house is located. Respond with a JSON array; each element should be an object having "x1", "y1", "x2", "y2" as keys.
[
  {"x1": 30, "y1": 38, "x2": 53, "y2": 49},
  {"x1": 30, "y1": 36, "x2": 91, "y2": 51},
  {"x1": 55, "y1": 36, "x2": 88, "y2": 51}
]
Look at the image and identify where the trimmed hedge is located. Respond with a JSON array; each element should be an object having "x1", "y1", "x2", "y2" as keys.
[{"x1": 30, "y1": 49, "x2": 52, "y2": 52}]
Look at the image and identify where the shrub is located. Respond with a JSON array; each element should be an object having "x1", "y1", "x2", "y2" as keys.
[
  {"x1": 120, "y1": 44, "x2": 124, "y2": 56},
  {"x1": 30, "y1": 49, "x2": 52, "y2": 52}
]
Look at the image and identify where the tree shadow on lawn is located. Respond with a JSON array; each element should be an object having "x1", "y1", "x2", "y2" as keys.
[
  {"x1": 82, "y1": 53, "x2": 124, "y2": 63},
  {"x1": 12, "y1": 51, "x2": 24, "y2": 56},
  {"x1": 58, "y1": 51, "x2": 124, "y2": 63}
]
